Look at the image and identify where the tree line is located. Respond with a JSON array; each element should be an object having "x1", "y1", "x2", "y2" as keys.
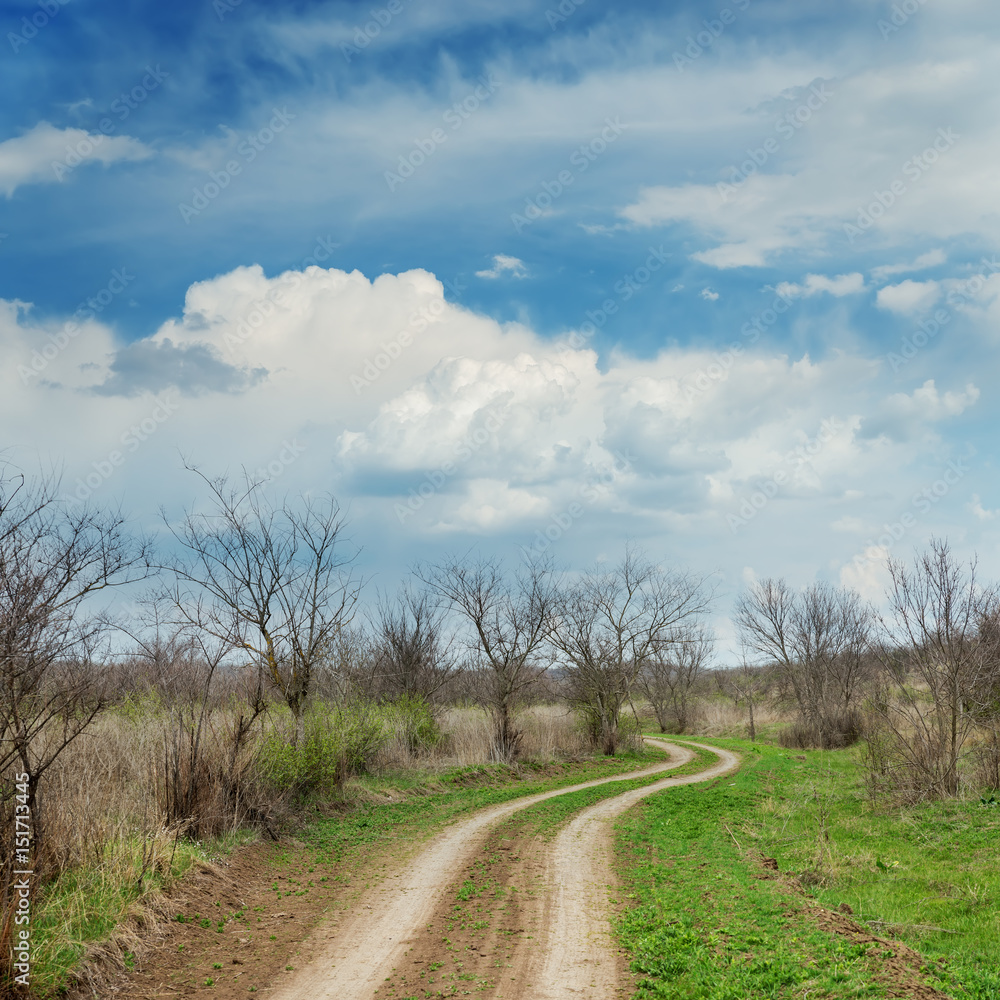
[{"x1": 3, "y1": 463, "x2": 1000, "y2": 932}]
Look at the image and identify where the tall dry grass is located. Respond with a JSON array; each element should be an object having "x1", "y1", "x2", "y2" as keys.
[{"x1": 433, "y1": 705, "x2": 589, "y2": 767}]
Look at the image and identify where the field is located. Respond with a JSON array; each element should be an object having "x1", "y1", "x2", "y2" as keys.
[
  {"x1": 616, "y1": 739, "x2": 1000, "y2": 1000},
  {"x1": 9, "y1": 706, "x2": 1000, "y2": 999}
]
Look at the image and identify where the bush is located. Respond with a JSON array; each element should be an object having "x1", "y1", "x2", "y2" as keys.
[
  {"x1": 385, "y1": 693, "x2": 440, "y2": 755},
  {"x1": 257, "y1": 702, "x2": 389, "y2": 798}
]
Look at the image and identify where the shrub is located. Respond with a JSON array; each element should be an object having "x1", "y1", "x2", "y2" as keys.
[
  {"x1": 385, "y1": 693, "x2": 440, "y2": 755},
  {"x1": 778, "y1": 710, "x2": 863, "y2": 750},
  {"x1": 257, "y1": 702, "x2": 389, "y2": 798}
]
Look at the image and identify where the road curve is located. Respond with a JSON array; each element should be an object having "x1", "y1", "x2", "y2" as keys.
[
  {"x1": 527, "y1": 740, "x2": 741, "y2": 999},
  {"x1": 271, "y1": 739, "x2": 737, "y2": 1000}
]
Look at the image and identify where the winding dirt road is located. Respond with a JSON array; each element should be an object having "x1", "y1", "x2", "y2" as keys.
[{"x1": 271, "y1": 739, "x2": 740, "y2": 1000}]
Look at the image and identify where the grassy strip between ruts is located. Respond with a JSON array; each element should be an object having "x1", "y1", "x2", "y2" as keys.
[
  {"x1": 614, "y1": 737, "x2": 1000, "y2": 1000},
  {"x1": 358, "y1": 744, "x2": 722, "y2": 1000},
  {"x1": 27, "y1": 743, "x2": 675, "y2": 996}
]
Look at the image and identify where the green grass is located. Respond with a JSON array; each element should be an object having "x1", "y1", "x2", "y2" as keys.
[
  {"x1": 615, "y1": 738, "x2": 1000, "y2": 1000},
  {"x1": 299, "y1": 744, "x2": 674, "y2": 864}
]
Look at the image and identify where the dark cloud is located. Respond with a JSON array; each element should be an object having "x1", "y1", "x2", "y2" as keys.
[{"x1": 92, "y1": 338, "x2": 267, "y2": 397}]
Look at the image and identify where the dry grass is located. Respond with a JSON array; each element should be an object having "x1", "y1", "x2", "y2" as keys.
[
  {"x1": 435, "y1": 704, "x2": 589, "y2": 767},
  {"x1": 649, "y1": 697, "x2": 789, "y2": 739}
]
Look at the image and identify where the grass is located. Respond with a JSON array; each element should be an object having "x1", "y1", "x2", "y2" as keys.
[
  {"x1": 615, "y1": 737, "x2": 1000, "y2": 1000},
  {"x1": 25, "y1": 827, "x2": 259, "y2": 998}
]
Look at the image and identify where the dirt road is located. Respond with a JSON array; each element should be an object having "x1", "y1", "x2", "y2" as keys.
[
  {"x1": 271, "y1": 739, "x2": 739, "y2": 1000},
  {"x1": 527, "y1": 740, "x2": 740, "y2": 998}
]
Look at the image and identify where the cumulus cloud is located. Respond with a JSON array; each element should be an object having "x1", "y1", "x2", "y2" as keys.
[
  {"x1": 860, "y1": 379, "x2": 979, "y2": 441},
  {"x1": 700, "y1": 287, "x2": 719, "y2": 301},
  {"x1": 969, "y1": 494, "x2": 999, "y2": 521},
  {"x1": 475, "y1": 254, "x2": 528, "y2": 280},
  {"x1": 0, "y1": 122, "x2": 151, "y2": 195},
  {"x1": 93, "y1": 340, "x2": 267, "y2": 397},
  {"x1": 840, "y1": 545, "x2": 892, "y2": 602},
  {"x1": 4, "y1": 262, "x2": 994, "y2": 592},
  {"x1": 875, "y1": 279, "x2": 941, "y2": 315}
]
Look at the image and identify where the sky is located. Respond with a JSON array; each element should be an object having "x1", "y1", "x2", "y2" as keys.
[{"x1": 2, "y1": 0, "x2": 1000, "y2": 651}]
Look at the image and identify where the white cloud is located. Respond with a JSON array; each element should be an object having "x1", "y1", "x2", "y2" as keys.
[
  {"x1": 6, "y1": 262, "x2": 998, "y2": 608},
  {"x1": 862, "y1": 379, "x2": 979, "y2": 442},
  {"x1": 618, "y1": 55, "x2": 1000, "y2": 269},
  {"x1": 700, "y1": 287, "x2": 719, "y2": 301},
  {"x1": 831, "y1": 515, "x2": 866, "y2": 533},
  {"x1": 969, "y1": 494, "x2": 999, "y2": 521},
  {"x1": 475, "y1": 254, "x2": 528, "y2": 280},
  {"x1": 871, "y1": 249, "x2": 946, "y2": 283},
  {"x1": 875, "y1": 279, "x2": 941, "y2": 315},
  {"x1": 0, "y1": 122, "x2": 151, "y2": 195},
  {"x1": 775, "y1": 273, "x2": 865, "y2": 299},
  {"x1": 840, "y1": 545, "x2": 891, "y2": 602}
]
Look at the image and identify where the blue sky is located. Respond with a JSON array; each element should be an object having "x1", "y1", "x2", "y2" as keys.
[{"x1": 3, "y1": 0, "x2": 1000, "y2": 646}]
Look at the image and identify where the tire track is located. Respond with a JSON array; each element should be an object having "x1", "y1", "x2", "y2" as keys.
[
  {"x1": 525, "y1": 740, "x2": 740, "y2": 999},
  {"x1": 270, "y1": 743, "x2": 698, "y2": 1000}
]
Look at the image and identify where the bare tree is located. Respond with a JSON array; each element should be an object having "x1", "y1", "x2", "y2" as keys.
[
  {"x1": 164, "y1": 467, "x2": 359, "y2": 745},
  {"x1": 365, "y1": 586, "x2": 457, "y2": 702},
  {"x1": 552, "y1": 549, "x2": 712, "y2": 754},
  {"x1": 871, "y1": 540, "x2": 1000, "y2": 797},
  {"x1": 418, "y1": 555, "x2": 557, "y2": 763},
  {"x1": 0, "y1": 470, "x2": 153, "y2": 846},
  {"x1": 734, "y1": 578, "x2": 871, "y2": 747},
  {"x1": 638, "y1": 628, "x2": 713, "y2": 734},
  {"x1": 0, "y1": 469, "x2": 152, "y2": 989},
  {"x1": 723, "y1": 649, "x2": 770, "y2": 742}
]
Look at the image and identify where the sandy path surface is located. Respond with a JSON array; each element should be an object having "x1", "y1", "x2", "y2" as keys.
[
  {"x1": 526, "y1": 740, "x2": 741, "y2": 999},
  {"x1": 271, "y1": 740, "x2": 736, "y2": 1000}
]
